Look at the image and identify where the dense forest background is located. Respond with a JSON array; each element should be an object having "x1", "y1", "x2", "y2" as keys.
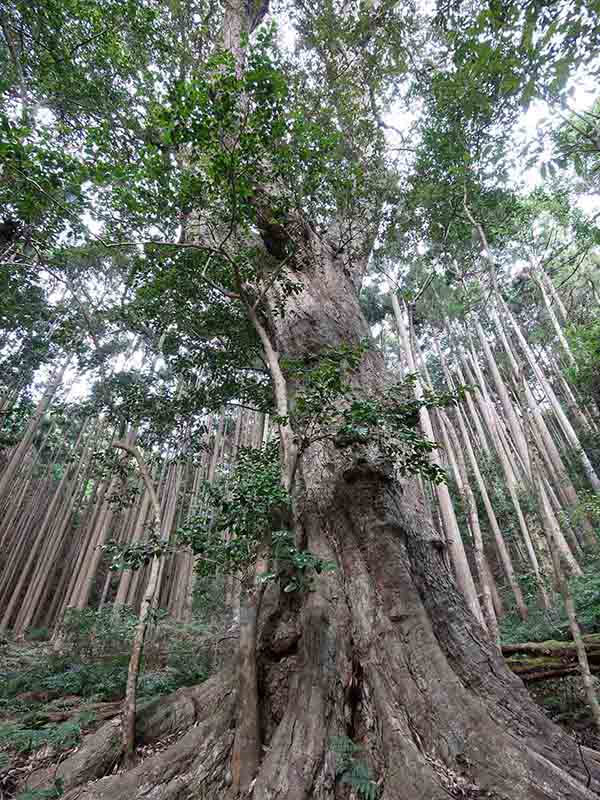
[{"x1": 2, "y1": 0, "x2": 600, "y2": 798}]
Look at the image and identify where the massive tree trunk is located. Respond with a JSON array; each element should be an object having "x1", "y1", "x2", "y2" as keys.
[{"x1": 51, "y1": 244, "x2": 600, "y2": 800}]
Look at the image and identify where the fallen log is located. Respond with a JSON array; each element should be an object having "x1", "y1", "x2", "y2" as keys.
[{"x1": 503, "y1": 634, "x2": 600, "y2": 683}]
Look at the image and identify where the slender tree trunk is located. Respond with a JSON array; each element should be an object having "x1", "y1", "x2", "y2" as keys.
[
  {"x1": 230, "y1": 576, "x2": 266, "y2": 794},
  {"x1": 112, "y1": 440, "x2": 167, "y2": 765},
  {"x1": 57, "y1": 477, "x2": 111, "y2": 624},
  {"x1": 501, "y1": 298, "x2": 600, "y2": 493},
  {"x1": 484, "y1": 556, "x2": 505, "y2": 619},
  {"x1": 522, "y1": 377, "x2": 596, "y2": 545},
  {"x1": 438, "y1": 345, "x2": 527, "y2": 617},
  {"x1": 536, "y1": 469, "x2": 582, "y2": 578},
  {"x1": 475, "y1": 318, "x2": 530, "y2": 473},
  {"x1": 460, "y1": 346, "x2": 550, "y2": 606},
  {"x1": 543, "y1": 477, "x2": 600, "y2": 729},
  {"x1": 75, "y1": 477, "x2": 119, "y2": 610},
  {"x1": 440, "y1": 409, "x2": 499, "y2": 642},
  {"x1": 0, "y1": 359, "x2": 68, "y2": 503},
  {"x1": 459, "y1": 403, "x2": 528, "y2": 614},
  {"x1": 533, "y1": 267, "x2": 577, "y2": 368},
  {"x1": 392, "y1": 294, "x2": 483, "y2": 624}
]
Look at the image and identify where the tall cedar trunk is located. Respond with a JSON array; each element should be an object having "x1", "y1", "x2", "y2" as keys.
[
  {"x1": 475, "y1": 319, "x2": 531, "y2": 473},
  {"x1": 440, "y1": 409, "x2": 500, "y2": 643},
  {"x1": 501, "y1": 297, "x2": 600, "y2": 494},
  {"x1": 438, "y1": 348, "x2": 527, "y2": 618},
  {"x1": 62, "y1": 243, "x2": 600, "y2": 799},
  {"x1": 230, "y1": 580, "x2": 265, "y2": 794},
  {"x1": 391, "y1": 294, "x2": 483, "y2": 625},
  {"x1": 460, "y1": 344, "x2": 551, "y2": 608},
  {"x1": 534, "y1": 268, "x2": 577, "y2": 368},
  {"x1": 542, "y1": 468, "x2": 600, "y2": 730},
  {"x1": 0, "y1": 359, "x2": 68, "y2": 506}
]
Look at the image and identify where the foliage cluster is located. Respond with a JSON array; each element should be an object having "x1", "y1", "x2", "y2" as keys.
[
  {"x1": 281, "y1": 342, "x2": 467, "y2": 484},
  {"x1": 501, "y1": 556, "x2": 600, "y2": 644},
  {"x1": 330, "y1": 735, "x2": 379, "y2": 800},
  {"x1": 1, "y1": 607, "x2": 212, "y2": 715},
  {"x1": 179, "y1": 443, "x2": 336, "y2": 591}
]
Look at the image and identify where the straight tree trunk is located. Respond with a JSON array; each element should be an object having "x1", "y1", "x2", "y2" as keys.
[
  {"x1": 440, "y1": 409, "x2": 499, "y2": 642},
  {"x1": 533, "y1": 266, "x2": 577, "y2": 369},
  {"x1": 475, "y1": 318, "x2": 530, "y2": 473},
  {"x1": 392, "y1": 294, "x2": 483, "y2": 624},
  {"x1": 491, "y1": 309, "x2": 596, "y2": 546},
  {"x1": 501, "y1": 297, "x2": 600, "y2": 494},
  {"x1": 112, "y1": 440, "x2": 168, "y2": 765},
  {"x1": 543, "y1": 477, "x2": 600, "y2": 730},
  {"x1": 456, "y1": 397, "x2": 528, "y2": 616},
  {"x1": 437, "y1": 344, "x2": 527, "y2": 617},
  {"x1": 0, "y1": 359, "x2": 68, "y2": 503},
  {"x1": 460, "y1": 345, "x2": 550, "y2": 606}
]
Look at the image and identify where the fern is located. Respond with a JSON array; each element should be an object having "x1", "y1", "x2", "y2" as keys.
[
  {"x1": 0, "y1": 720, "x2": 81, "y2": 755},
  {"x1": 329, "y1": 735, "x2": 379, "y2": 799},
  {"x1": 16, "y1": 778, "x2": 63, "y2": 799}
]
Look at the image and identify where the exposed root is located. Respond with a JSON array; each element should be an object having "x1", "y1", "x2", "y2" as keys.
[
  {"x1": 61, "y1": 710, "x2": 235, "y2": 800},
  {"x1": 24, "y1": 673, "x2": 234, "y2": 795}
]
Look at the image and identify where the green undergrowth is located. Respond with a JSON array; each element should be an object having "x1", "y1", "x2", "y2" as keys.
[
  {"x1": 0, "y1": 717, "x2": 89, "y2": 756},
  {"x1": 0, "y1": 606, "x2": 216, "y2": 776},
  {"x1": 2, "y1": 613, "x2": 211, "y2": 705},
  {"x1": 330, "y1": 735, "x2": 379, "y2": 799},
  {"x1": 14, "y1": 784, "x2": 64, "y2": 800},
  {"x1": 500, "y1": 554, "x2": 600, "y2": 645}
]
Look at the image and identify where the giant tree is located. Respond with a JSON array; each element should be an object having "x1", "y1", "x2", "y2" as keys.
[{"x1": 5, "y1": 0, "x2": 600, "y2": 798}]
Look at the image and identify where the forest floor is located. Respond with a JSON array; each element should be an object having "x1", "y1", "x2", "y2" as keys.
[{"x1": 0, "y1": 608, "x2": 230, "y2": 800}]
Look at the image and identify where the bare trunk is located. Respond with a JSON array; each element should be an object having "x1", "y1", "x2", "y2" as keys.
[
  {"x1": 475, "y1": 318, "x2": 530, "y2": 473},
  {"x1": 441, "y1": 409, "x2": 499, "y2": 642},
  {"x1": 501, "y1": 298, "x2": 600, "y2": 494},
  {"x1": 547, "y1": 510, "x2": 600, "y2": 730},
  {"x1": 0, "y1": 360, "x2": 68, "y2": 504},
  {"x1": 461, "y1": 346, "x2": 550, "y2": 607},
  {"x1": 535, "y1": 468, "x2": 582, "y2": 578},
  {"x1": 112, "y1": 440, "x2": 167, "y2": 764},
  {"x1": 392, "y1": 294, "x2": 483, "y2": 624},
  {"x1": 440, "y1": 353, "x2": 527, "y2": 617},
  {"x1": 534, "y1": 267, "x2": 577, "y2": 368},
  {"x1": 230, "y1": 580, "x2": 265, "y2": 794}
]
